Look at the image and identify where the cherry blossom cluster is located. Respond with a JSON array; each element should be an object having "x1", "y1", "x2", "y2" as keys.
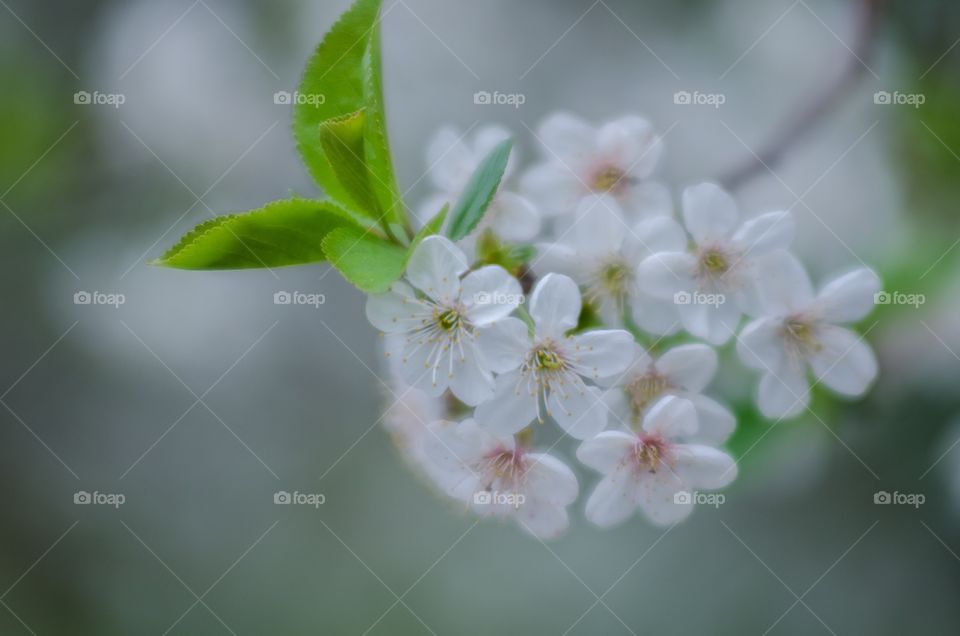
[{"x1": 370, "y1": 113, "x2": 880, "y2": 539}]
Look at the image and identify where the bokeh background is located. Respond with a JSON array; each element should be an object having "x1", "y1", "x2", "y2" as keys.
[{"x1": 2, "y1": 0, "x2": 960, "y2": 633}]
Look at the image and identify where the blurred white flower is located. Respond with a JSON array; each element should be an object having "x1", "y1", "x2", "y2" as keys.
[
  {"x1": 578, "y1": 396, "x2": 736, "y2": 527},
  {"x1": 422, "y1": 418, "x2": 578, "y2": 539},
  {"x1": 601, "y1": 343, "x2": 735, "y2": 446},
  {"x1": 521, "y1": 113, "x2": 669, "y2": 218},
  {"x1": 419, "y1": 125, "x2": 541, "y2": 246},
  {"x1": 737, "y1": 253, "x2": 880, "y2": 419},
  {"x1": 637, "y1": 182, "x2": 795, "y2": 344},
  {"x1": 366, "y1": 236, "x2": 521, "y2": 405},
  {"x1": 534, "y1": 194, "x2": 683, "y2": 333},
  {"x1": 474, "y1": 274, "x2": 634, "y2": 439}
]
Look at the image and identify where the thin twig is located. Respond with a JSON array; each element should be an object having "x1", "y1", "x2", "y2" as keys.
[{"x1": 720, "y1": 0, "x2": 883, "y2": 191}]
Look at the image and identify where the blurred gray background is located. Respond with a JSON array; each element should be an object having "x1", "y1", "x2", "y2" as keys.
[{"x1": 2, "y1": 0, "x2": 960, "y2": 633}]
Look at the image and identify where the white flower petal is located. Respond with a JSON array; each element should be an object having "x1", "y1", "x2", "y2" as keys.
[
  {"x1": 531, "y1": 241, "x2": 579, "y2": 279},
  {"x1": 476, "y1": 317, "x2": 529, "y2": 373},
  {"x1": 529, "y1": 273, "x2": 582, "y2": 338},
  {"x1": 447, "y1": 346, "x2": 495, "y2": 406},
  {"x1": 475, "y1": 371, "x2": 538, "y2": 435},
  {"x1": 642, "y1": 396, "x2": 698, "y2": 439},
  {"x1": 757, "y1": 362, "x2": 809, "y2": 419},
  {"x1": 584, "y1": 466, "x2": 638, "y2": 528},
  {"x1": 656, "y1": 344, "x2": 717, "y2": 393},
  {"x1": 632, "y1": 216, "x2": 688, "y2": 254},
  {"x1": 365, "y1": 282, "x2": 425, "y2": 333},
  {"x1": 674, "y1": 444, "x2": 737, "y2": 489},
  {"x1": 549, "y1": 385, "x2": 607, "y2": 440},
  {"x1": 629, "y1": 294, "x2": 682, "y2": 336},
  {"x1": 572, "y1": 195, "x2": 626, "y2": 258},
  {"x1": 807, "y1": 326, "x2": 877, "y2": 396},
  {"x1": 538, "y1": 112, "x2": 595, "y2": 161},
  {"x1": 461, "y1": 266, "x2": 522, "y2": 326},
  {"x1": 489, "y1": 192, "x2": 541, "y2": 241},
  {"x1": 815, "y1": 268, "x2": 881, "y2": 324},
  {"x1": 677, "y1": 298, "x2": 741, "y2": 345},
  {"x1": 636, "y1": 252, "x2": 697, "y2": 299},
  {"x1": 686, "y1": 394, "x2": 736, "y2": 446},
  {"x1": 406, "y1": 236, "x2": 468, "y2": 304},
  {"x1": 426, "y1": 126, "x2": 474, "y2": 191},
  {"x1": 525, "y1": 453, "x2": 579, "y2": 506},
  {"x1": 732, "y1": 211, "x2": 794, "y2": 255},
  {"x1": 599, "y1": 116, "x2": 662, "y2": 178},
  {"x1": 738, "y1": 317, "x2": 787, "y2": 373},
  {"x1": 519, "y1": 163, "x2": 584, "y2": 217},
  {"x1": 753, "y1": 251, "x2": 815, "y2": 316},
  {"x1": 400, "y1": 339, "x2": 451, "y2": 397},
  {"x1": 569, "y1": 329, "x2": 636, "y2": 379},
  {"x1": 636, "y1": 470, "x2": 691, "y2": 526},
  {"x1": 515, "y1": 499, "x2": 570, "y2": 539},
  {"x1": 577, "y1": 431, "x2": 635, "y2": 472},
  {"x1": 682, "y1": 182, "x2": 739, "y2": 243},
  {"x1": 621, "y1": 181, "x2": 673, "y2": 219}
]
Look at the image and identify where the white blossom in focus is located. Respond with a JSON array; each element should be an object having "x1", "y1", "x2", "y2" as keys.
[
  {"x1": 578, "y1": 396, "x2": 737, "y2": 527},
  {"x1": 423, "y1": 418, "x2": 578, "y2": 539},
  {"x1": 366, "y1": 236, "x2": 522, "y2": 406},
  {"x1": 474, "y1": 274, "x2": 635, "y2": 439},
  {"x1": 737, "y1": 252, "x2": 880, "y2": 419},
  {"x1": 637, "y1": 182, "x2": 795, "y2": 345}
]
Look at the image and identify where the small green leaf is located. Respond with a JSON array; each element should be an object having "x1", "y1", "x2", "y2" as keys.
[
  {"x1": 323, "y1": 226, "x2": 407, "y2": 293},
  {"x1": 319, "y1": 110, "x2": 381, "y2": 218},
  {"x1": 294, "y1": 0, "x2": 404, "y2": 225},
  {"x1": 409, "y1": 204, "x2": 449, "y2": 255},
  {"x1": 154, "y1": 198, "x2": 358, "y2": 270},
  {"x1": 475, "y1": 229, "x2": 534, "y2": 275},
  {"x1": 446, "y1": 139, "x2": 513, "y2": 241}
]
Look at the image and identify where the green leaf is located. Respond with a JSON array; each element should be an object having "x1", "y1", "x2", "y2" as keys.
[
  {"x1": 319, "y1": 110, "x2": 381, "y2": 218},
  {"x1": 322, "y1": 226, "x2": 407, "y2": 293},
  {"x1": 409, "y1": 204, "x2": 449, "y2": 255},
  {"x1": 154, "y1": 198, "x2": 358, "y2": 270},
  {"x1": 446, "y1": 139, "x2": 513, "y2": 241},
  {"x1": 294, "y1": 0, "x2": 403, "y2": 224}
]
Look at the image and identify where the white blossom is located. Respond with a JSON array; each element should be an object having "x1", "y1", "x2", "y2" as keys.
[
  {"x1": 737, "y1": 252, "x2": 880, "y2": 419},
  {"x1": 578, "y1": 396, "x2": 737, "y2": 527},
  {"x1": 366, "y1": 236, "x2": 522, "y2": 406},
  {"x1": 637, "y1": 182, "x2": 795, "y2": 344},
  {"x1": 600, "y1": 343, "x2": 735, "y2": 445},
  {"x1": 474, "y1": 274, "x2": 635, "y2": 439},
  {"x1": 521, "y1": 113, "x2": 670, "y2": 219},
  {"x1": 422, "y1": 418, "x2": 578, "y2": 539}
]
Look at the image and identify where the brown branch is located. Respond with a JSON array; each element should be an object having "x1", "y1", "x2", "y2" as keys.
[{"x1": 719, "y1": 0, "x2": 883, "y2": 191}]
